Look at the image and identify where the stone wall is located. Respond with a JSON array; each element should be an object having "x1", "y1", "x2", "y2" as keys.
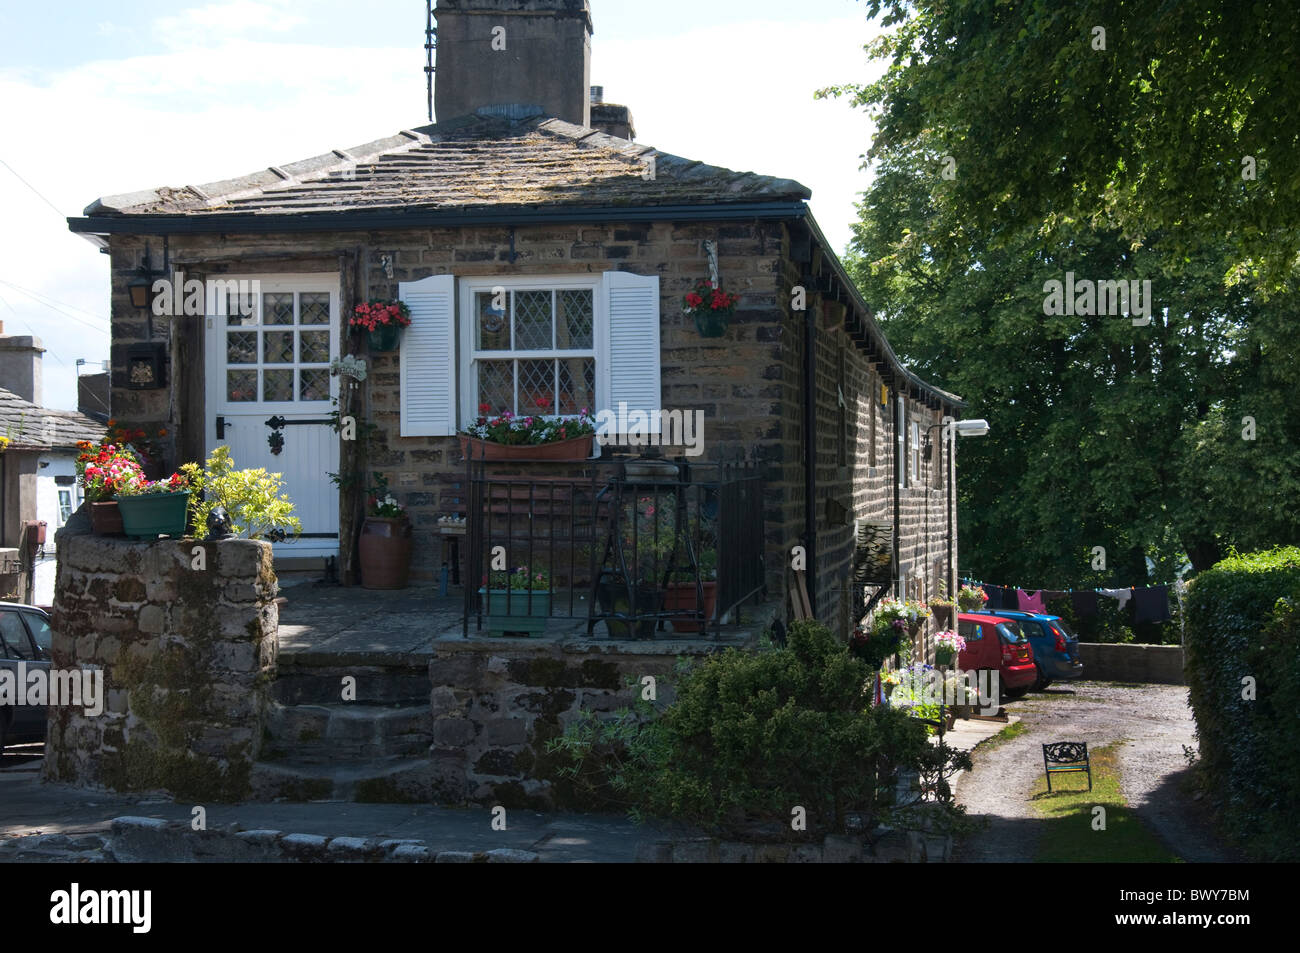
[
  {"x1": 426, "y1": 631, "x2": 762, "y2": 808},
  {"x1": 44, "y1": 521, "x2": 279, "y2": 800},
  {"x1": 1076, "y1": 642, "x2": 1186, "y2": 685}
]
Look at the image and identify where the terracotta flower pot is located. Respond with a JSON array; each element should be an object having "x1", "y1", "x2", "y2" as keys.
[
  {"x1": 359, "y1": 517, "x2": 413, "y2": 590},
  {"x1": 662, "y1": 580, "x2": 718, "y2": 633},
  {"x1": 460, "y1": 434, "x2": 593, "y2": 462},
  {"x1": 90, "y1": 501, "x2": 124, "y2": 536}
]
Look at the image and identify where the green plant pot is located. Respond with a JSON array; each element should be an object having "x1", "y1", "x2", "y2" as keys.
[
  {"x1": 935, "y1": 647, "x2": 957, "y2": 668},
  {"x1": 692, "y1": 311, "x2": 729, "y2": 338},
  {"x1": 481, "y1": 588, "x2": 551, "y2": 637},
  {"x1": 115, "y1": 491, "x2": 191, "y2": 539},
  {"x1": 368, "y1": 324, "x2": 402, "y2": 352}
]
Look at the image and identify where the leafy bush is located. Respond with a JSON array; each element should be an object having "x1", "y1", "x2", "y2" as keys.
[
  {"x1": 179, "y1": 446, "x2": 302, "y2": 541},
  {"x1": 548, "y1": 620, "x2": 966, "y2": 838},
  {"x1": 1183, "y1": 547, "x2": 1300, "y2": 860}
]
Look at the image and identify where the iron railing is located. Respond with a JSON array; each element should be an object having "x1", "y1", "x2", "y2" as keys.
[{"x1": 462, "y1": 456, "x2": 765, "y2": 639}]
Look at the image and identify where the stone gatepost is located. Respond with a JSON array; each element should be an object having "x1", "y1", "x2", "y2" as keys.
[{"x1": 43, "y1": 522, "x2": 278, "y2": 801}]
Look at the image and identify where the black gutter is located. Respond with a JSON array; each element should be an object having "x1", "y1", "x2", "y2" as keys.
[
  {"x1": 803, "y1": 303, "x2": 818, "y2": 616},
  {"x1": 67, "y1": 201, "x2": 811, "y2": 237}
]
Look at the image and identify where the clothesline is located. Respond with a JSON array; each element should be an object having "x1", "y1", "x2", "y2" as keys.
[{"x1": 959, "y1": 578, "x2": 1172, "y2": 624}]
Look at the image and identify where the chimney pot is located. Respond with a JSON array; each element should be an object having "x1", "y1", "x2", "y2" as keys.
[{"x1": 590, "y1": 85, "x2": 604, "y2": 104}]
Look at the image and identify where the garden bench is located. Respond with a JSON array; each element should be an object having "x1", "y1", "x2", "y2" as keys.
[{"x1": 1042, "y1": 741, "x2": 1092, "y2": 792}]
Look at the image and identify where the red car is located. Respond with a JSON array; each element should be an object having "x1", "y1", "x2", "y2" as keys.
[{"x1": 956, "y1": 612, "x2": 1037, "y2": 699}]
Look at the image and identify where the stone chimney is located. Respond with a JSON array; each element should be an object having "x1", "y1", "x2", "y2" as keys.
[
  {"x1": 434, "y1": 0, "x2": 593, "y2": 127},
  {"x1": 591, "y1": 87, "x2": 636, "y2": 141},
  {"x1": 0, "y1": 320, "x2": 45, "y2": 405}
]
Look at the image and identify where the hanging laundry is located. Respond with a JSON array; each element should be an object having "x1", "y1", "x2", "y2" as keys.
[
  {"x1": 982, "y1": 584, "x2": 1006, "y2": 610},
  {"x1": 1042, "y1": 590, "x2": 1069, "y2": 604},
  {"x1": 1098, "y1": 588, "x2": 1132, "y2": 611},
  {"x1": 1132, "y1": 586, "x2": 1172, "y2": 624},
  {"x1": 1071, "y1": 590, "x2": 1100, "y2": 619},
  {"x1": 1017, "y1": 589, "x2": 1046, "y2": 613}
]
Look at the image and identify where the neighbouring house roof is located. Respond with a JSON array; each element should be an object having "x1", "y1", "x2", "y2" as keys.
[
  {"x1": 73, "y1": 116, "x2": 811, "y2": 223},
  {"x1": 0, "y1": 387, "x2": 107, "y2": 452}
]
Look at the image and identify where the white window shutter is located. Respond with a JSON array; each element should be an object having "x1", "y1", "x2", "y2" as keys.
[
  {"x1": 601, "y1": 271, "x2": 662, "y2": 433},
  {"x1": 398, "y1": 274, "x2": 457, "y2": 437}
]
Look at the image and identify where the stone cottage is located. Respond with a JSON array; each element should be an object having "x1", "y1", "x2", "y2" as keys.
[{"x1": 68, "y1": 0, "x2": 967, "y2": 639}]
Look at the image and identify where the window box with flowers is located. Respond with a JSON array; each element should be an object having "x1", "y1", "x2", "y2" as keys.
[
  {"x1": 481, "y1": 566, "x2": 552, "y2": 638},
  {"x1": 359, "y1": 478, "x2": 412, "y2": 590},
  {"x1": 351, "y1": 300, "x2": 412, "y2": 352},
  {"x1": 114, "y1": 473, "x2": 192, "y2": 540},
  {"x1": 459, "y1": 401, "x2": 596, "y2": 462},
  {"x1": 682, "y1": 279, "x2": 741, "y2": 338}
]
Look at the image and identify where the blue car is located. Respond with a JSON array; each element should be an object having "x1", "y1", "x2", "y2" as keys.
[{"x1": 972, "y1": 609, "x2": 1083, "y2": 690}]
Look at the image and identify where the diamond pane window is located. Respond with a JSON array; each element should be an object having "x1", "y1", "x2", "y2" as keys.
[
  {"x1": 227, "y1": 332, "x2": 258, "y2": 365},
  {"x1": 300, "y1": 293, "x2": 330, "y2": 325},
  {"x1": 518, "y1": 359, "x2": 555, "y2": 413},
  {"x1": 299, "y1": 331, "x2": 330, "y2": 364},
  {"x1": 227, "y1": 370, "x2": 257, "y2": 403},
  {"x1": 300, "y1": 369, "x2": 330, "y2": 402},
  {"x1": 477, "y1": 361, "x2": 514, "y2": 415},
  {"x1": 557, "y1": 290, "x2": 594, "y2": 349},
  {"x1": 515, "y1": 290, "x2": 553, "y2": 351},
  {"x1": 557, "y1": 358, "x2": 596, "y2": 415},
  {"x1": 264, "y1": 293, "x2": 294, "y2": 325},
  {"x1": 263, "y1": 370, "x2": 294, "y2": 402},
  {"x1": 264, "y1": 331, "x2": 294, "y2": 364},
  {"x1": 477, "y1": 292, "x2": 511, "y2": 351},
  {"x1": 468, "y1": 282, "x2": 599, "y2": 423}
]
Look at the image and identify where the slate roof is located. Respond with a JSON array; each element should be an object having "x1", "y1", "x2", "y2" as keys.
[
  {"x1": 82, "y1": 116, "x2": 812, "y2": 220},
  {"x1": 0, "y1": 388, "x2": 107, "y2": 452}
]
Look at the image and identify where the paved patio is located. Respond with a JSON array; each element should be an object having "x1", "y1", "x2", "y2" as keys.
[{"x1": 275, "y1": 578, "x2": 777, "y2": 661}]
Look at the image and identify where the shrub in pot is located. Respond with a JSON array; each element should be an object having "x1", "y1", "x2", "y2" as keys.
[{"x1": 179, "y1": 446, "x2": 302, "y2": 541}]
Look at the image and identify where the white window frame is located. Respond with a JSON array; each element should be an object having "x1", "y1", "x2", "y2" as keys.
[
  {"x1": 457, "y1": 275, "x2": 605, "y2": 430},
  {"x1": 909, "y1": 418, "x2": 921, "y2": 486},
  {"x1": 57, "y1": 489, "x2": 73, "y2": 524}
]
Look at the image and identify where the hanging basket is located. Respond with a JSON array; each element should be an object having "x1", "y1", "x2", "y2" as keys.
[
  {"x1": 367, "y1": 324, "x2": 403, "y2": 352},
  {"x1": 692, "y1": 311, "x2": 729, "y2": 338}
]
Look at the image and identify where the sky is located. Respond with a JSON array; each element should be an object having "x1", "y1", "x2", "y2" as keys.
[{"x1": 0, "y1": 0, "x2": 884, "y2": 410}]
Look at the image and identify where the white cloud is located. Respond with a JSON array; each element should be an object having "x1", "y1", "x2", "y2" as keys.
[{"x1": 153, "y1": 1, "x2": 307, "y2": 48}]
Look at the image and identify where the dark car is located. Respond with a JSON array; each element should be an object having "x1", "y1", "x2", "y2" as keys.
[
  {"x1": 0, "y1": 603, "x2": 52, "y2": 756},
  {"x1": 956, "y1": 612, "x2": 1037, "y2": 699},
  {"x1": 972, "y1": 608, "x2": 1084, "y2": 690}
]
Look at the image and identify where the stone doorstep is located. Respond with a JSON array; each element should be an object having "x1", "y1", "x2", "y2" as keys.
[{"x1": 101, "y1": 817, "x2": 539, "y2": 864}]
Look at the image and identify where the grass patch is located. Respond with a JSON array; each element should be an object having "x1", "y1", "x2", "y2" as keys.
[
  {"x1": 977, "y1": 720, "x2": 1028, "y2": 752},
  {"x1": 1030, "y1": 743, "x2": 1181, "y2": 863}
]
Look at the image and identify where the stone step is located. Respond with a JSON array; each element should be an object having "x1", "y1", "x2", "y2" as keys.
[
  {"x1": 272, "y1": 666, "x2": 429, "y2": 707},
  {"x1": 249, "y1": 756, "x2": 439, "y2": 803},
  {"x1": 261, "y1": 703, "x2": 433, "y2": 764}
]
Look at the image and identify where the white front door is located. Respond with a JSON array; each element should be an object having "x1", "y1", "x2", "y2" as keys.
[{"x1": 204, "y1": 275, "x2": 341, "y2": 559}]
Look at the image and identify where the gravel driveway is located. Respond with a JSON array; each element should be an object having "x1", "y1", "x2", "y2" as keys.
[{"x1": 952, "y1": 681, "x2": 1237, "y2": 862}]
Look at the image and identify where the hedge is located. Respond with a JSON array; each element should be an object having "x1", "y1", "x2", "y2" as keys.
[{"x1": 1183, "y1": 547, "x2": 1300, "y2": 860}]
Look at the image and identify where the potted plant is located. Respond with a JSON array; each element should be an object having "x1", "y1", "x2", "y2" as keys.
[
  {"x1": 930, "y1": 582, "x2": 956, "y2": 627},
  {"x1": 105, "y1": 420, "x2": 170, "y2": 480},
  {"x1": 849, "y1": 618, "x2": 906, "y2": 670},
  {"x1": 682, "y1": 279, "x2": 741, "y2": 338},
  {"x1": 933, "y1": 630, "x2": 965, "y2": 668},
  {"x1": 957, "y1": 584, "x2": 989, "y2": 612},
  {"x1": 358, "y1": 477, "x2": 412, "y2": 590},
  {"x1": 75, "y1": 440, "x2": 147, "y2": 536},
  {"x1": 351, "y1": 300, "x2": 412, "y2": 352},
  {"x1": 660, "y1": 514, "x2": 718, "y2": 633},
  {"x1": 597, "y1": 492, "x2": 679, "y2": 639},
  {"x1": 179, "y1": 446, "x2": 303, "y2": 541},
  {"x1": 481, "y1": 565, "x2": 552, "y2": 637},
  {"x1": 114, "y1": 472, "x2": 192, "y2": 539},
  {"x1": 460, "y1": 403, "x2": 596, "y2": 462}
]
